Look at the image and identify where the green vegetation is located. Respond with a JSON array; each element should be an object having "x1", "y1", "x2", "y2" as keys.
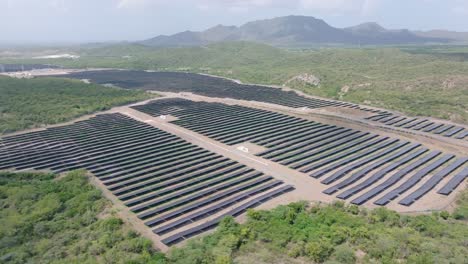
[
  {"x1": 4, "y1": 42, "x2": 467, "y2": 123},
  {"x1": 168, "y1": 199, "x2": 468, "y2": 264},
  {"x1": 0, "y1": 170, "x2": 165, "y2": 264},
  {"x1": 1, "y1": 170, "x2": 467, "y2": 263},
  {"x1": 0, "y1": 76, "x2": 153, "y2": 134}
]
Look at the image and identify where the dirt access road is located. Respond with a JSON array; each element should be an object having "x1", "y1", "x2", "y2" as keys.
[
  {"x1": 115, "y1": 100, "x2": 466, "y2": 214},
  {"x1": 4, "y1": 94, "x2": 466, "y2": 251},
  {"x1": 154, "y1": 92, "x2": 468, "y2": 155}
]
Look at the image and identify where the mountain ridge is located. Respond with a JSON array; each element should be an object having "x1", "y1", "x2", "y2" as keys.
[{"x1": 140, "y1": 15, "x2": 454, "y2": 47}]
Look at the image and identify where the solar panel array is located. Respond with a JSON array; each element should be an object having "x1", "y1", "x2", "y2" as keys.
[
  {"x1": 133, "y1": 98, "x2": 468, "y2": 207},
  {"x1": 365, "y1": 113, "x2": 468, "y2": 140},
  {"x1": 64, "y1": 70, "x2": 384, "y2": 113},
  {"x1": 0, "y1": 113, "x2": 294, "y2": 246}
]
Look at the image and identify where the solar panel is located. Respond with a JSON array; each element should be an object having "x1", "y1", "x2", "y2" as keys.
[
  {"x1": 160, "y1": 185, "x2": 295, "y2": 246},
  {"x1": 310, "y1": 138, "x2": 398, "y2": 178},
  {"x1": 323, "y1": 143, "x2": 420, "y2": 195},
  {"x1": 398, "y1": 158, "x2": 468, "y2": 206},
  {"x1": 374, "y1": 154, "x2": 454, "y2": 205},
  {"x1": 321, "y1": 141, "x2": 408, "y2": 185},
  {"x1": 282, "y1": 132, "x2": 368, "y2": 166},
  {"x1": 152, "y1": 180, "x2": 283, "y2": 234},
  {"x1": 402, "y1": 119, "x2": 427, "y2": 129},
  {"x1": 443, "y1": 127, "x2": 464, "y2": 137},
  {"x1": 301, "y1": 137, "x2": 388, "y2": 174},
  {"x1": 437, "y1": 167, "x2": 468, "y2": 195},
  {"x1": 336, "y1": 148, "x2": 428, "y2": 200},
  {"x1": 395, "y1": 118, "x2": 418, "y2": 127},
  {"x1": 288, "y1": 133, "x2": 374, "y2": 168},
  {"x1": 455, "y1": 131, "x2": 468, "y2": 139},
  {"x1": 351, "y1": 150, "x2": 441, "y2": 205}
]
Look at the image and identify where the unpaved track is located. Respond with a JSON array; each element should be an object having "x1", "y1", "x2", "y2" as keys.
[
  {"x1": 117, "y1": 104, "x2": 466, "y2": 214},
  {"x1": 3, "y1": 92, "x2": 467, "y2": 250},
  {"x1": 158, "y1": 92, "x2": 468, "y2": 156}
]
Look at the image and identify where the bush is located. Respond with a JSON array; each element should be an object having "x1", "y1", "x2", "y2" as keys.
[
  {"x1": 332, "y1": 244, "x2": 356, "y2": 264},
  {"x1": 439, "y1": 211, "x2": 450, "y2": 220},
  {"x1": 305, "y1": 239, "x2": 334, "y2": 263}
]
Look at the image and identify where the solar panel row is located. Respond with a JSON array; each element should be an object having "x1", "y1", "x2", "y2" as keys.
[
  {"x1": 132, "y1": 99, "x2": 467, "y2": 208},
  {"x1": 0, "y1": 113, "x2": 294, "y2": 246},
  {"x1": 65, "y1": 70, "x2": 385, "y2": 113},
  {"x1": 161, "y1": 184, "x2": 295, "y2": 246},
  {"x1": 365, "y1": 113, "x2": 467, "y2": 140}
]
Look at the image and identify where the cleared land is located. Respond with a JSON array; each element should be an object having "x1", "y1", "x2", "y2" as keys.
[
  {"x1": 131, "y1": 98, "x2": 468, "y2": 210},
  {"x1": 1, "y1": 93, "x2": 466, "y2": 250}
]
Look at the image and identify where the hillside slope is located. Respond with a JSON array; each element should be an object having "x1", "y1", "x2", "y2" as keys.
[
  {"x1": 414, "y1": 30, "x2": 468, "y2": 42},
  {"x1": 141, "y1": 15, "x2": 447, "y2": 47}
]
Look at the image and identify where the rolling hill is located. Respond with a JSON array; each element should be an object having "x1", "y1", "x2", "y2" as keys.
[
  {"x1": 414, "y1": 29, "x2": 468, "y2": 42},
  {"x1": 140, "y1": 15, "x2": 449, "y2": 47}
]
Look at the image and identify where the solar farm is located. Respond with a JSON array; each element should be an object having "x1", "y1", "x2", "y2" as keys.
[
  {"x1": 64, "y1": 70, "x2": 385, "y2": 113},
  {"x1": 0, "y1": 113, "x2": 294, "y2": 247},
  {"x1": 132, "y1": 98, "x2": 468, "y2": 208},
  {"x1": 1, "y1": 70, "x2": 467, "y2": 249}
]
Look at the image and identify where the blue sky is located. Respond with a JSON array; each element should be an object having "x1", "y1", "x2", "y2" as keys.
[{"x1": 1, "y1": 0, "x2": 468, "y2": 43}]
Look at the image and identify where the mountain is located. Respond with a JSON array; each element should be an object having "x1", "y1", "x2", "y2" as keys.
[
  {"x1": 413, "y1": 30, "x2": 468, "y2": 42},
  {"x1": 343, "y1": 22, "x2": 431, "y2": 44},
  {"x1": 140, "y1": 15, "x2": 450, "y2": 47}
]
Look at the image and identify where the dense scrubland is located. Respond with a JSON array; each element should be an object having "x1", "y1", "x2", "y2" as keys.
[
  {"x1": 3, "y1": 42, "x2": 467, "y2": 123},
  {"x1": 1, "y1": 170, "x2": 467, "y2": 264},
  {"x1": 0, "y1": 170, "x2": 165, "y2": 264},
  {"x1": 0, "y1": 76, "x2": 152, "y2": 134}
]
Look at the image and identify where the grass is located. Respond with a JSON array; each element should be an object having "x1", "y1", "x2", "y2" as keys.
[
  {"x1": 5, "y1": 42, "x2": 467, "y2": 124},
  {"x1": 0, "y1": 76, "x2": 153, "y2": 134}
]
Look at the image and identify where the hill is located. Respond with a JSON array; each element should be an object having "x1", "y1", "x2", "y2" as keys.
[
  {"x1": 141, "y1": 15, "x2": 448, "y2": 47},
  {"x1": 414, "y1": 30, "x2": 468, "y2": 42}
]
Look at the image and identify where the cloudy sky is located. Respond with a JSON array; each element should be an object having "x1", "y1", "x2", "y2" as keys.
[{"x1": 1, "y1": 0, "x2": 468, "y2": 43}]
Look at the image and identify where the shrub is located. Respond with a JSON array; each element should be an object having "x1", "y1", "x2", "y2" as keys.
[
  {"x1": 332, "y1": 244, "x2": 356, "y2": 264},
  {"x1": 305, "y1": 239, "x2": 334, "y2": 263},
  {"x1": 439, "y1": 211, "x2": 450, "y2": 220}
]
